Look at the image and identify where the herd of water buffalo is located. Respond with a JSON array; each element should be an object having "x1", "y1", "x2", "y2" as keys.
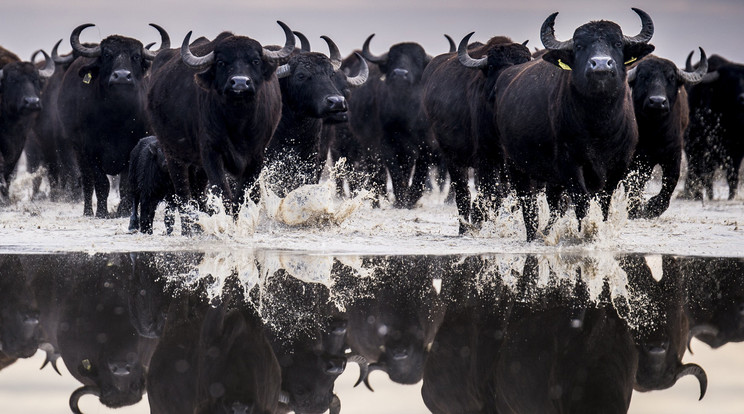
[
  {"x1": 2, "y1": 252, "x2": 742, "y2": 413},
  {"x1": 0, "y1": 8, "x2": 742, "y2": 239}
]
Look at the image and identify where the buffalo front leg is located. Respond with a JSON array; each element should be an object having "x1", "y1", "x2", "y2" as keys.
[
  {"x1": 511, "y1": 167, "x2": 538, "y2": 242},
  {"x1": 449, "y1": 164, "x2": 471, "y2": 235},
  {"x1": 644, "y1": 156, "x2": 681, "y2": 218},
  {"x1": 166, "y1": 157, "x2": 196, "y2": 236},
  {"x1": 624, "y1": 156, "x2": 653, "y2": 219},
  {"x1": 116, "y1": 167, "x2": 133, "y2": 218},
  {"x1": 93, "y1": 167, "x2": 110, "y2": 218}
]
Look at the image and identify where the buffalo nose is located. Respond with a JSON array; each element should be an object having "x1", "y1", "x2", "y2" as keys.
[
  {"x1": 391, "y1": 347, "x2": 409, "y2": 360},
  {"x1": 22, "y1": 96, "x2": 41, "y2": 110},
  {"x1": 392, "y1": 68, "x2": 409, "y2": 78},
  {"x1": 646, "y1": 95, "x2": 669, "y2": 110},
  {"x1": 109, "y1": 69, "x2": 133, "y2": 85},
  {"x1": 229, "y1": 76, "x2": 253, "y2": 92},
  {"x1": 738, "y1": 93, "x2": 744, "y2": 106},
  {"x1": 108, "y1": 362, "x2": 132, "y2": 376},
  {"x1": 325, "y1": 357, "x2": 347, "y2": 375},
  {"x1": 326, "y1": 95, "x2": 347, "y2": 112},
  {"x1": 588, "y1": 56, "x2": 615, "y2": 73}
]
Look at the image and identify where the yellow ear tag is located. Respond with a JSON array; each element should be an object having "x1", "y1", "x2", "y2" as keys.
[
  {"x1": 624, "y1": 57, "x2": 637, "y2": 66},
  {"x1": 82, "y1": 359, "x2": 92, "y2": 371},
  {"x1": 83, "y1": 73, "x2": 92, "y2": 84},
  {"x1": 558, "y1": 59, "x2": 572, "y2": 71}
]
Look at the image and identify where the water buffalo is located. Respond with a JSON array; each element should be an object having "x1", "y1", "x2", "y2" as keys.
[
  {"x1": 683, "y1": 54, "x2": 744, "y2": 200},
  {"x1": 127, "y1": 136, "x2": 177, "y2": 234},
  {"x1": 147, "y1": 22, "x2": 294, "y2": 234},
  {"x1": 58, "y1": 24, "x2": 169, "y2": 218},
  {"x1": 0, "y1": 51, "x2": 55, "y2": 204},
  {"x1": 265, "y1": 35, "x2": 368, "y2": 196},
  {"x1": 494, "y1": 8, "x2": 655, "y2": 241},
  {"x1": 624, "y1": 51, "x2": 708, "y2": 218},
  {"x1": 423, "y1": 34, "x2": 531, "y2": 233},
  {"x1": 349, "y1": 35, "x2": 436, "y2": 208}
]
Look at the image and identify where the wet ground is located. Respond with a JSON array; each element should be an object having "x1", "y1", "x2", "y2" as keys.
[{"x1": 0, "y1": 170, "x2": 743, "y2": 413}]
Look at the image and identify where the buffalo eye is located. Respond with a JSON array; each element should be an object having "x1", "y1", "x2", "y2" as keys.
[
  {"x1": 252, "y1": 59, "x2": 261, "y2": 66},
  {"x1": 132, "y1": 54, "x2": 141, "y2": 62},
  {"x1": 216, "y1": 60, "x2": 226, "y2": 68},
  {"x1": 330, "y1": 71, "x2": 336, "y2": 79},
  {"x1": 575, "y1": 44, "x2": 583, "y2": 51},
  {"x1": 614, "y1": 41, "x2": 623, "y2": 49},
  {"x1": 297, "y1": 73, "x2": 305, "y2": 81}
]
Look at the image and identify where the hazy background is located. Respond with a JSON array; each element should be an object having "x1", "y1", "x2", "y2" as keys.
[{"x1": 1, "y1": 0, "x2": 742, "y2": 67}]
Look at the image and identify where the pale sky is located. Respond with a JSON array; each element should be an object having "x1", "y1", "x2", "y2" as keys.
[{"x1": 2, "y1": 0, "x2": 742, "y2": 69}]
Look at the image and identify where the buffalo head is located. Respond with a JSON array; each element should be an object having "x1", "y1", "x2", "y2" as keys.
[{"x1": 0, "y1": 53, "x2": 54, "y2": 116}]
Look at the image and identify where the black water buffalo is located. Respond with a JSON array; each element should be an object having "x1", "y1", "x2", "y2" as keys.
[
  {"x1": 620, "y1": 255, "x2": 707, "y2": 400},
  {"x1": 623, "y1": 51, "x2": 708, "y2": 218},
  {"x1": 682, "y1": 257, "x2": 744, "y2": 351},
  {"x1": 264, "y1": 35, "x2": 368, "y2": 196},
  {"x1": 495, "y1": 9, "x2": 655, "y2": 241},
  {"x1": 349, "y1": 35, "x2": 435, "y2": 208},
  {"x1": 58, "y1": 24, "x2": 169, "y2": 218},
  {"x1": 147, "y1": 22, "x2": 294, "y2": 233},
  {"x1": 0, "y1": 256, "x2": 41, "y2": 360},
  {"x1": 127, "y1": 136, "x2": 176, "y2": 234},
  {"x1": 423, "y1": 34, "x2": 531, "y2": 233},
  {"x1": 0, "y1": 52, "x2": 54, "y2": 204},
  {"x1": 683, "y1": 54, "x2": 744, "y2": 200}
]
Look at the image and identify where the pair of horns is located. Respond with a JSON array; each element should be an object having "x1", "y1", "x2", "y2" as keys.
[
  {"x1": 67, "y1": 23, "x2": 170, "y2": 62},
  {"x1": 627, "y1": 47, "x2": 709, "y2": 84},
  {"x1": 541, "y1": 7, "x2": 654, "y2": 51},
  {"x1": 0, "y1": 50, "x2": 54, "y2": 82}
]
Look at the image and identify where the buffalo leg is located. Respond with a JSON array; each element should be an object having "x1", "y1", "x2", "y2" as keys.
[
  {"x1": 645, "y1": 156, "x2": 681, "y2": 218},
  {"x1": 408, "y1": 155, "x2": 429, "y2": 208},
  {"x1": 624, "y1": 157, "x2": 653, "y2": 219},
  {"x1": 511, "y1": 167, "x2": 538, "y2": 242},
  {"x1": 139, "y1": 195, "x2": 157, "y2": 234},
  {"x1": 724, "y1": 154, "x2": 742, "y2": 200},
  {"x1": 449, "y1": 164, "x2": 471, "y2": 235},
  {"x1": 166, "y1": 157, "x2": 196, "y2": 236},
  {"x1": 117, "y1": 168, "x2": 132, "y2": 218},
  {"x1": 91, "y1": 166, "x2": 110, "y2": 218},
  {"x1": 164, "y1": 195, "x2": 177, "y2": 235},
  {"x1": 129, "y1": 193, "x2": 140, "y2": 232}
]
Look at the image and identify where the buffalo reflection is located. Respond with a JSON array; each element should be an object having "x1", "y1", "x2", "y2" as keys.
[{"x1": 0, "y1": 251, "x2": 741, "y2": 413}]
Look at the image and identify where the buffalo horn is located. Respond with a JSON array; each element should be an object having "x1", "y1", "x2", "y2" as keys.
[
  {"x1": 627, "y1": 65, "x2": 638, "y2": 83},
  {"x1": 685, "y1": 50, "x2": 694, "y2": 72},
  {"x1": 361, "y1": 362, "x2": 386, "y2": 392},
  {"x1": 278, "y1": 390, "x2": 290, "y2": 405},
  {"x1": 70, "y1": 385, "x2": 101, "y2": 414},
  {"x1": 540, "y1": 12, "x2": 573, "y2": 50},
  {"x1": 180, "y1": 31, "x2": 214, "y2": 71},
  {"x1": 346, "y1": 53, "x2": 369, "y2": 87},
  {"x1": 37, "y1": 50, "x2": 55, "y2": 79},
  {"x1": 144, "y1": 42, "x2": 156, "y2": 50},
  {"x1": 445, "y1": 34, "x2": 456, "y2": 53},
  {"x1": 275, "y1": 63, "x2": 292, "y2": 79},
  {"x1": 30, "y1": 49, "x2": 42, "y2": 64},
  {"x1": 321, "y1": 35, "x2": 342, "y2": 70},
  {"x1": 687, "y1": 323, "x2": 719, "y2": 353},
  {"x1": 294, "y1": 31, "x2": 311, "y2": 52},
  {"x1": 676, "y1": 363, "x2": 707, "y2": 400},
  {"x1": 458, "y1": 32, "x2": 487, "y2": 69},
  {"x1": 677, "y1": 47, "x2": 708, "y2": 84},
  {"x1": 348, "y1": 353, "x2": 370, "y2": 388},
  {"x1": 39, "y1": 343, "x2": 62, "y2": 376},
  {"x1": 262, "y1": 21, "x2": 295, "y2": 61},
  {"x1": 330, "y1": 394, "x2": 341, "y2": 414},
  {"x1": 70, "y1": 24, "x2": 102, "y2": 58},
  {"x1": 52, "y1": 39, "x2": 74, "y2": 65},
  {"x1": 361, "y1": 34, "x2": 388, "y2": 64},
  {"x1": 623, "y1": 8, "x2": 655, "y2": 45},
  {"x1": 143, "y1": 23, "x2": 171, "y2": 61},
  {"x1": 702, "y1": 71, "x2": 719, "y2": 84}
]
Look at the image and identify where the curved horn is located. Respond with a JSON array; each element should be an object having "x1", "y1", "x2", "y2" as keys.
[
  {"x1": 321, "y1": 35, "x2": 342, "y2": 71},
  {"x1": 262, "y1": 20, "x2": 295, "y2": 61},
  {"x1": 180, "y1": 31, "x2": 214, "y2": 71},
  {"x1": 685, "y1": 50, "x2": 694, "y2": 72},
  {"x1": 144, "y1": 42, "x2": 156, "y2": 50},
  {"x1": 522, "y1": 39, "x2": 529, "y2": 47},
  {"x1": 346, "y1": 53, "x2": 369, "y2": 87},
  {"x1": 623, "y1": 8, "x2": 654, "y2": 45},
  {"x1": 37, "y1": 50, "x2": 55, "y2": 79},
  {"x1": 278, "y1": 390, "x2": 290, "y2": 405},
  {"x1": 362, "y1": 34, "x2": 388, "y2": 64},
  {"x1": 70, "y1": 24, "x2": 101, "y2": 58},
  {"x1": 676, "y1": 363, "x2": 707, "y2": 400},
  {"x1": 458, "y1": 32, "x2": 487, "y2": 69},
  {"x1": 69, "y1": 386, "x2": 101, "y2": 414},
  {"x1": 30, "y1": 49, "x2": 42, "y2": 64},
  {"x1": 627, "y1": 65, "x2": 638, "y2": 83},
  {"x1": 687, "y1": 323, "x2": 720, "y2": 353},
  {"x1": 445, "y1": 34, "x2": 456, "y2": 53},
  {"x1": 348, "y1": 353, "x2": 370, "y2": 388},
  {"x1": 293, "y1": 31, "x2": 311, "y2": 52},
  {"x1": 52, "y1": 39, "x2": 74, "y2": 65},
  {"x1": 143, "y1": 23, "x2": 171, "y2": 61},
  {"x1": 361, "y1": 362, "x2": 386, "y2": 392},
  {"x1": 275, "y1": 63, "x2": 292, "y2": 79},
  {"x1": 540, "y1": 12, "x2": 573, "y2": 50},
  {"x1": 677, "y1": 47, "x2": 708, "y2": 84},
  {"x1": 329, "y1": 394, "x2": 341, "y2": 414}
]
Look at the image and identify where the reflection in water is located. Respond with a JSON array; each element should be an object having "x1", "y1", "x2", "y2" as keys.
[{"x1": 0, "y1": 252, "x2": 742, "y2": 413}]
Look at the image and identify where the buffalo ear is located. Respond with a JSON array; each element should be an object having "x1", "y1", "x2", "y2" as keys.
[
  {"x1": 195, "y1": 69, "x2": 214, "y2": 91},
  {"x1": 542, "y1": 50, "x2": 574, "y2": 70},
  {"x1": 77, "y1": 63, "x2": 100, "y2": 81},
  {"x1": 263, "y1": 58, "x2": 278, "y2": 81},
  {"x1": 623, "y1": 43, "x2": 655, "y2": 65}
]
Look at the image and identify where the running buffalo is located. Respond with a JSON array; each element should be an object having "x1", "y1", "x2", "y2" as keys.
[
  {"x1": 58, "y1": 24, "x2": 169, "y2": 218},
  {"x1": 349, "y1": 35, "x2": 436, "y2": 208},
  {"x1": 265, "y1": 35, "x2": 368, "y2": 196},
  {"x1": 495, "y1": 8, "x2": 655, "y2": 241},
  {"x1": 683, "y1": 54, "x2": 744, "y2": 200},
  {"x1": 127, "y1": 136, "x2": 176, "y2": 235},
  {"x1": 147, "y1": 22, "x2": 294, "y2": 233},
  {"x1": 423, "y1": 34, "x2": 531, "y2": 233},
  {"x1": 624, "y1": 50, "x2": 708, "y2": 218},
  {"x1": 0, "y1": 51, "x2": 55, "y2": 204}
]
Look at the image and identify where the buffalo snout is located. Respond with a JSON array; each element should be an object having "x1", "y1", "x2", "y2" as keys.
[
  {"x1": 645, "y1": 95, "x2": 669, "y2": 111},
  {"x1": 391, "y1": 68, "x2": 409, "y2": 79},
  {"x1": 109, "y1": 69, "x2": 133, "y2": 85},
  {"x1": 325, "y1": 95, "x2": 347, "y2": 113},
  {"x1": 22, "y1": 96, "x2": 41, "y2": 110},
  {"x1": 108, "y1": 361, "x2": 132, "y2": 376},
  {"x1": 228, "y1": 76, "x2": 254, "y2": 94},
  {"x1": 587, "y1": 56, "x2": 615, "y2": 75},
  {"x1": 324, "y1": 356, "x2": 347, "y2": 375}
]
